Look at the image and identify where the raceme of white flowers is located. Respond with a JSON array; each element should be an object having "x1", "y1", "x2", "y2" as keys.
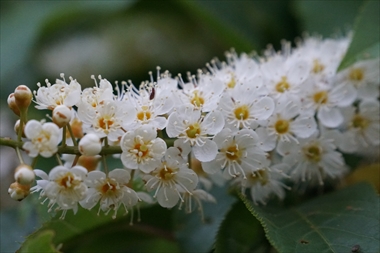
[{"x1": 6, "y1": 36, "x2": 380, "y2": 219}]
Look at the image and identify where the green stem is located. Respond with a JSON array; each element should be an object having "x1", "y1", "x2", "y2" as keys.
[
  {"x1": 60, "y1": 126, "x2": 67, "y2": 148},
  {"x1": 71, "y1": 154, "x2": 80, "y2": 167},
  {"x1": 56, "y1": 153, "x2": 63, "y2": 166},
  {"x1": 66, "y1": 124, "x2": 78, "y2": 146},
  {"x1": 0, "y1": 137, "x2": 122, "y2": 155},
  {"x1": 16, "y1": 147, "x2": 25, "y2": 164},
  {"x1": 31, "y1": 157, "x2": 39, "y2": 168},
  {"x1": 102, "y1": 155, "x2": 109, "y2": 174}
]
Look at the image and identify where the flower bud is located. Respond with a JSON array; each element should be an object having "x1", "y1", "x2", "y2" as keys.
[
  {"x1": 8, "y1": 182, "x2": 30, "y2": 201},
  {"x1": 78, "y1": 155, "x2": 101, "y2": 172},
  {"x1": 7, "y1": 93, "x2": 20, "y2": 116},
  {"x1": 70, "y1": 118, "x2": 84, "y2": 139},
  {"x1": 14, "y1": 120, "x2": 26, "y2": 138},
  {"x1": 14, "y1": 85, "x2": 33, "y2": 110},
  {"x1": 79, "y1": 133, "x2": 102, "y2": 156},
  {"x1": 53, "y1": 105, "x2": 72, "y2": 128},
  {"x1": 14, "y1": 164, "x2": 35, "y2": 185}
]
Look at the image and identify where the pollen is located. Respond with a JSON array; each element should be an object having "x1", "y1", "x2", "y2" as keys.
[
  {"x1": 304, "y1": 145, "x2": 322, "y2": 163},
  {"x1": 234, "y1": 105, "x2": 250, "y2": 120},
  {"x1": 190, "y1": 90, "x2": 205, "y2": 107},
  {"x1": 137, "y1": 110, "x2": 152, "y2": 121},
  {"x1": 101, "y1": 181, "x2": 117, "y2": 195},
  {"x1": 313, "y1": 91, "x2": 328, "y2": 104},
  {"x1": 225, "y1": 144, "x2": 242, "y2": 162},
  {"x1": 349, "y1": 68, "x2": 364, "y2": 81},
  {"x1": 57, "y1": 173, "x2": 75, "y2": 188},
  {"x1": 274, "y1": 119, "x2": 290, "y2": 134},
  {"x1": 99, "y1": 117, "x2": 114, "y2": 130},
  {"x1": 352, "y1": 114, "x2": 369, "y2": 130},
  {"x1": 134, "y1": 143, "x2": 149, "y2": 157},
  {"x1": 312, "y1": 59, "x2": 325, "y2": 74},
  {"x1": 186, "y1": 123, "x2": 201, "y2": 139},
  {"x1": 249, "y1": 169, "x2": 269, "y2": 186},
  {"x1": 275, "y1": 76, "x2": 290, "y2": 93},
  {"x1": 227, "y1": 76, "x2": 236, "y2": 89},
  {"x1": 158, "y1": 167, "x2": 175, "y2": 181}
]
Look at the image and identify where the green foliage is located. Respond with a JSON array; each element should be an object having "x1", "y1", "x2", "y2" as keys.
[
  {"x1": 240, "y1": 183, "x2": 380, "y2": 253},
  {"x1": 338, "y1": 0, "x2": 380, "y2": 70},
  {"x1": 215, "y1": 201, "x2": 267, "y2": 253},
  {"x1": 17, "y1": 204, "x2": 180, "y2": 253},
  {"x1": 17, "y1": 230, "x2": 61, "y2": 253}
]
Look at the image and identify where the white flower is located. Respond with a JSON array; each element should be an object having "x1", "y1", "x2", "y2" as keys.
[
  {"x1": 336, "y1": 58, "x2": 380, "y2": 100},
  {"x1": 80, "y1": 76, "x2": 114, "y2": 108},
  {"x1": 202, "y1": 128, "x2": 269, "y2": 179},
  {"x1": 177, "y1": 73, "x2": 224, "y2": 112},
  {"x1": 80, "y1": 169, "x2": 139, "y2": 219},
  {"x1": 23, "y1": 120, "x2": 62, "y2": 158},
  {"x1": 301, "y1": 81, "x2": 357, "y2": 128},
  {"x1": 78, "y1": 100, "x2": 127, "y2": 142},
  {"x1": 282, "y1": 132, "x2": 348, "y2": 185},
  {"x1": 256, "y1": 100, "x2": 317, "y2": 155},
  {"x1": 339, "y1": 100, "x2": 380, "y2": 153},
  {"x1": 219, "y1": 79, "x2": 274, "y2": 129},
  {"x1": 234, "y1": 163, "x2": 290, "y2": 205},
  {"x1": 32, "y1": 166, "x2": 88, "y2": 218},
  {"x1": 14, "y1": 164, "x2": 35, "y2": 185},
  {"x1": 34, "y1": 74, "x2": 81, "y2": 110},
  {"x1": 144, "y1": 148, "x2": 199, "y2": 208},
  {"x1": 261, "y1": 56, "x2": 308, "y2": 105},
  {"x1": 166, "y1": 105, "x2": 224, "y2": 162},
  {"x1": 123, "y1": 81, "x2": 174, "y2": 131},
  {"x1": 120, "y1": 125, "x2": 167, "y2": 173}
]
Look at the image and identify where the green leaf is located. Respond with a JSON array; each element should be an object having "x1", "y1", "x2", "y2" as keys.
[
  {"x1": 240, "y1": 183, "x2": 380, "y2": 253},
  {"x1": 338, "y1": 1, "x2": 380, "y2": 70},
  {"x1": 18, "y1": 204, "x2": 180, "y2": 253},
  {"x1": 214, "y1": 201, "x2": 267, "y2": 253},
  {"x1": 173, "y1": 185, "x2": 236, "y2": 253},
  {"x1": 17, "y1": 230, "x2": 61, "y2": 253},
  {"x1": 293, "y1": 0, "x2": 364, "y2": 36}
]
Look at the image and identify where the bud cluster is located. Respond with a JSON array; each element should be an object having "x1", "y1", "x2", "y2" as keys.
[{"x1": 4, "y1": 35, "x2": 380, "y2": 219}]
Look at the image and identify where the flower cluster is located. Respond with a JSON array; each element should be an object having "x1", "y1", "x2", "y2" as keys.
[{"x1": 5, "y1": 35, "x2": 380, "y2": 218}]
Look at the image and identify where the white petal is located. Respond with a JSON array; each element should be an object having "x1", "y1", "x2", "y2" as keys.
[
  {"x1": 251, "y1": 97, "x2": 275, "y2": 120},
  {"x1": 157, "y1": 187, "x2": 179, "y2": 208},
  {"x1": 193, "y1": 139, "x2": 218, "y2": 162},
  {"x1": 202, "y1": 111, "x2": 225, "y2": 135},
  {"x1": 317, "y1": 107, "x2": 343, "y2": 128},
  {"x1": 291, "y1": 117, "x2": 317, "y2": 138},
  {"x1": 24, "y1": 120, "x2": 42, "y2": 139}
]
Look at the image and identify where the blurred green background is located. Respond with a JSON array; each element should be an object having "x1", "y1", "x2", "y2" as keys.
[{"x1": 0, "y1": 1, "x2": 366, "y2": 252}]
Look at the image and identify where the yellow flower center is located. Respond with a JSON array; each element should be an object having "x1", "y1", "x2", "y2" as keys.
[
  {"x1": 225, "y1": 144, "x2": 242, "y2": 162},
  {"x1": 274, "y1": 119, "x2": 290, "y2": 134},
  {"x1": 101, "y1": 180, "x2": 117, "y2": 195},
  {"x1": 304, "y1": 145, "x2": 322, "y2": 162},
  {"x1": 349, "y1": 68, "x2": 364, "y2": 81},
  {"x1": 190, "y1": 90, "x2": 205, "y2": 108},
  {"x1": 99, "y1": 117, "x2": 114, "y2": 130},
  {"x1": 352, "y1": 114, "x2": 369, "y2": 130},
  {"x1": 158, "y1": 167, "x2": 175, "y2": 181},
  {"x1": 186, "y1": 123, "x2": 201, "y2": 139},
  {"x1": 234, "y1": 105, "x2": 250, "y2": 120},
  {"x1": 227, "y1": 76, "x2": 236, "y2": 89},
  {"x1": 275, "y1": 76, "x2": 290, "y2": 93},
  {"x1": 137, "y1": 106, "x2": 152, "y2": 121},
  {"x1": 312, "y1": 59, "x2": 325, "y2": 74},
  {"x1": 57, "y1": 172, "x2": 77, "y2": 189},
  {"x1": 249, "y1": 170, "x2": 269, "y2": 186},
  {"x1": 313, "y1": 91, "x2": 328, "y2": 104}
]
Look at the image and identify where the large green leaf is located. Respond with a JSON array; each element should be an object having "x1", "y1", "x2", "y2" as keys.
[
  {"x1": 17, "y1": 204, "x2": 180, "y2": 253},
  {"x1": 214, "y1": 201, "x2": 267, "y2": 253},
  {"x1": 338, "y1": 1, "x2": 380, "y2": 70},
  {"x1": 173, "y1": 185, "x2": 236, "y2": 253},
  {"x1": 240, "y1": 183, "x2": 380, "y2": 253},
  {"x1": 17, "y1": 230, "x2": 60, "y2": 253}
]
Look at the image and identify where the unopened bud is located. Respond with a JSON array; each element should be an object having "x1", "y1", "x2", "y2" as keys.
[
  {"x1": 53, "y1": 105, "x2": 72, "y2": 128},
  {"x1": 14, "y1": 120, "x2": 26, "y2": 138},
  {"x1": 78, "y1": 155, "x2": 101, "y2": 172},
  {"x1": 14, "y1": 85, "x2": 33, "y2": 110},
  {"x1": 69, "y1": 118, "x2": 84, "y2": 139},
  {"x1": 15, "y1": 164, "x2": 35, "y2": 185},
  {"x1": 79, "y1": 133, "x2": 102, "y2": 156},
  {"x1": 8, "y1": 182, "x2": 30, "y2": 201},
  {"x1": 7, "y1": 93, "x2": 20, "y2": 116}
]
